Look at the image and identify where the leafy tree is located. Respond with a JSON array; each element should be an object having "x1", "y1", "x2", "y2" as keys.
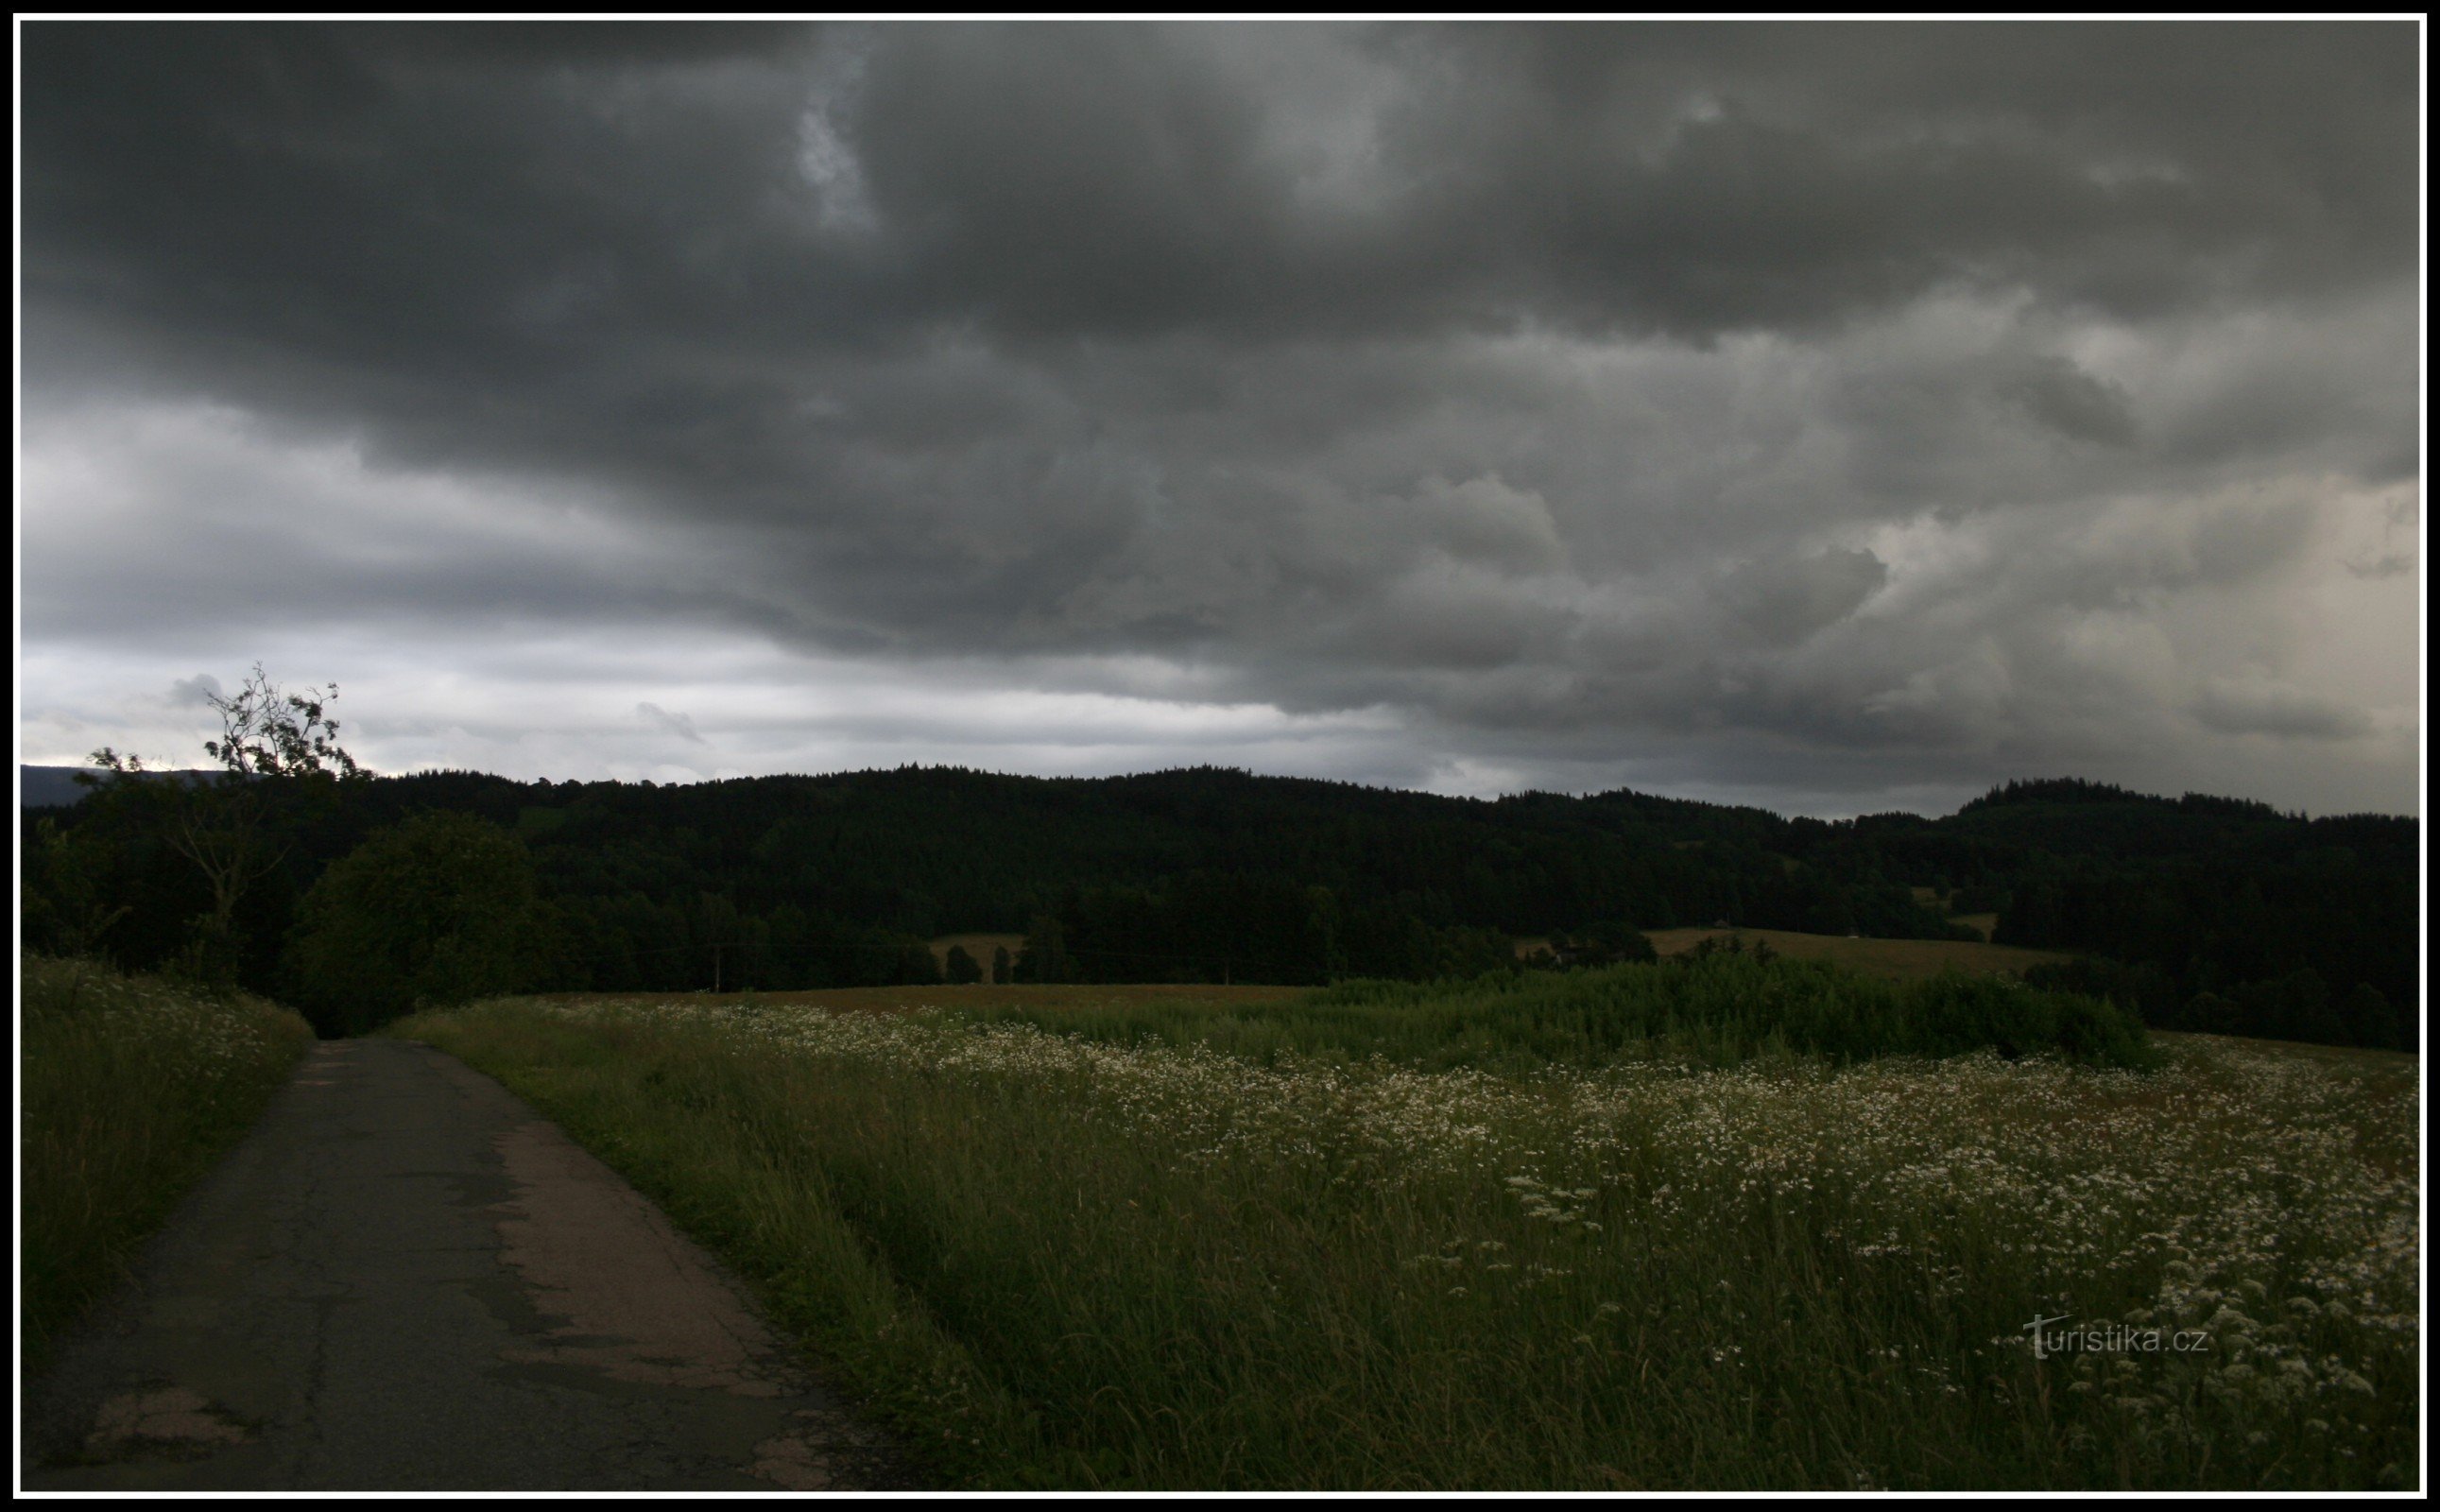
[
  {"x1": 283, "y1": 811, "x2": 538, "y2": 1036},
  {"x1": 2344, "y1": 983, "x2": 2402, "y2": 1051},
  {"x1": 89, "y1": 664, "x2": 363, "y2": 981},
  {"x1": 2178, "y1": 990, "x2": 2232, "y2": 1034},
  {"x1": 991, "y1": 944, "x2": 1012, "y2": 985},
  {"x1": 1016, "y1": 914, "x2": 1071, "y2": 984},
  {"x1": 2233, "y1": 969, "x2": 2344, "y2": 1045},
  {"x1": 1431, "y1": 925, "x2": 1519, "y2": 980},
  {"x1": 944, "y1": 944, "x2": 983, "y2": 984},
  {"x1": 1546, "y1": 920, "x2": 1658, "y2": 968},
  {"x1": 23, "y1": 816, "x2": 130, "y2": 958}
]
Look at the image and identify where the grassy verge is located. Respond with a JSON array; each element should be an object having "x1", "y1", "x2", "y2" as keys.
[
  {"x1": 20, "y1": 954, "x2": 317, "y2": 1372},
  {"x1": 398, "y1": 983, "x2": 2414, "y2": 1490}
]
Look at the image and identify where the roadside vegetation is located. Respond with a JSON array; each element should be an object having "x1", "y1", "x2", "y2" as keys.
[
  {"x1": 21, "y1": 954, "x2": 317, "y2": 1369},
  {"x1": 397, "y1": 964, "x2": 2414, "y2": 1490}
]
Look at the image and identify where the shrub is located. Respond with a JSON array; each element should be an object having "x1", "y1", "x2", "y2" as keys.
[{"x1": 283, "y1": 810, "x2": 541, "y2": 1035}]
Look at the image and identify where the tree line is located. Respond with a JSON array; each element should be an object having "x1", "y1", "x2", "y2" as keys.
[{"x1": 19, "y1": 683, "x2": 2418, "y2": 1048}]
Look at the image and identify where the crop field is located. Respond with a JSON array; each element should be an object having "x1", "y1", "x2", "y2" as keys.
[
  {"x1": 1644, "y1": 926, "x2": 2070, "y2": 982},
  {"x1": 396, "y1": 959, "x2": 2417, "y2": 1490}
]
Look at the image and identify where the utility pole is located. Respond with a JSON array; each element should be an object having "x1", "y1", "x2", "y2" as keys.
[{"x1": 713, "y1": 942, "x2": 723, "y2": 995}]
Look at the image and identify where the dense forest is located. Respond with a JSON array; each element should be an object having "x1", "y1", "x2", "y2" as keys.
[{"x1": 19, "y1": 765, "x2": 2419, "y2": 1050}]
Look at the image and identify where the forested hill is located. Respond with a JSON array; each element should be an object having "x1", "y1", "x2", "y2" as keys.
[{"x1": 19, "y1": 764, "x2": 2420, "y2": 1049}]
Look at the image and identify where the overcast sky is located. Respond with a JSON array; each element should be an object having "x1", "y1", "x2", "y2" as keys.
[{"x1": 17, "y1": 21, "x2": 2424, "y2": 817}]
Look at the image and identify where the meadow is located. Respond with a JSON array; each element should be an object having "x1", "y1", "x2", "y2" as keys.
[
  {"x1": 396, "y1": 959, "x2": 2418, "y2": 1490},
  {"x1": 20, "y1": 954, "x2": 318, "y2": 1370}
]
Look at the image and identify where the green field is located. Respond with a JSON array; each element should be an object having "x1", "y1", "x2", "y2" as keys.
[
  {"x1": 954, "y1": 954, "x2": 2157, "y2": 1071},
  {"x1": 395, "y1": 960, "x2": 2417, "y2": 1490},
  {"x1": 20, "y1": 955, "x2": 318, "y2": 1370},
  {"x1": 1644, "y1": 926, "x2": 2070, "y2": 981},
  {"x1": 1510, "y1": 925, "x2": 2062, "y2": 978}
]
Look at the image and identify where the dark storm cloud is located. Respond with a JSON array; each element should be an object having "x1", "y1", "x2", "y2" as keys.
[
  {"x1": 18, "y1": 21, "x2": 2421, "y2": 815},
  {"x1": 2191, "y1": 681, "x2": 2375, "y2": 742},
  {"x1": 26, "y1": 23, "x2": 2415, "y2": 363},
  {"x1": 1719, "y1": 549, "x2": 1889, "y2": 646}
]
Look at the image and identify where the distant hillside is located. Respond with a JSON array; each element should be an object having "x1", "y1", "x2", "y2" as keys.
[
  {"x1": 18, "y1": 765, "x2": 222, "y2": 808},
  {"x1": 21, "y1": 761, "x2": 230, "y2": 809},
  {"x1": 20, "y1": 763, "x2": 2419, "y2": 1050},
  {"x1": 20, "y1": 765, "x2": 95, "y2": 808}
]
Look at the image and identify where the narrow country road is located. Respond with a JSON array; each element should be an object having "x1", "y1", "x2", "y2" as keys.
[{"x1": 22, "y1": 1040, "x2": 915, "y2": 1491}]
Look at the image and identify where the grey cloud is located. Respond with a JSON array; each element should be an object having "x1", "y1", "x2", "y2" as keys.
[
  {"x1": 24, "y1": 23, "x2": 2417, "y2": 393},
  {"x1": 1719, "y1": 549, "x2": 1888, "y2": 645},
  {"x1": 637, "y1": 702, "x2": 708, "y2": 744},
  {"x1": 2186, "y1": 499, "x2": 2321, "y2": 587},
  {"x1": 2345, "y1": 551, "x2": 2414, "y2": 580},
  {"x1": 16, "y1": 22, "x2": 2422, "y2": 817},
  {"x1": 1331, "y1": 567, "x2": 1569, "y2": 673},
  {"x1": 2344, "y1": 490, "x2": 2421, "y2": 578},
  {"x1": 2191, "y1": 681, "x2": 2375, "y2": 742},
  {"x1": 2001, "y1": 357, "x2": 2137, "y2": 448},
  {"x1": 167, "y1": 674, "x2": 226, "y2": 707},
  {"x1": 1405, "y1": 475, "x2": 1567, "y2": 574}
]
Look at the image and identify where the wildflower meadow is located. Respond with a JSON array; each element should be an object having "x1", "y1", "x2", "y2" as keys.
[{"x1": 399, "y1": 961, "x2": 2418, "y2": 1490}]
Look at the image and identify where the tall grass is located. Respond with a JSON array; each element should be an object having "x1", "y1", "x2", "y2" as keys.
[
  {"x1": 960, "y1": 954, "x2": 2160, "y2": 1072},
  {"x1": 20, "y1": 954, "x2": 317, "y2": 1370},
  {"x1": 402, "y1": 990, "x2": 2414, "y2": 1490}
]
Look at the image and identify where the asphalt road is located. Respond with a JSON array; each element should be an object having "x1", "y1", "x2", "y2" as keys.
[{"x1": 21, "y1": 1040, "x2": 916, "y2": 1491}]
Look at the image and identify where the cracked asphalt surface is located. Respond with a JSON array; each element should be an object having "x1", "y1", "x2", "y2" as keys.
[{"x1": 21, "y1": 1040, "x2": 919, "y2": 1491}]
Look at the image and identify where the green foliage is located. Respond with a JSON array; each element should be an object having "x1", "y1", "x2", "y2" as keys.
[
  {"x1": 282, "y1": 811, "x2": 541, "y2": 1036},
  {"x1": 21, "y1": 954, "x2": 315, "y2": 1370},
  {"x1": 2342, "y1": 982, "x2": 2404, "y2": 1051},
  {"x1": 22, "y1": 816, "x2": 131, "y2": 958},
  {"x1": 1014, "y1": 914, "x2": 1072, "y2": 983},
  {"x1": 967, "y1": 954, "x2": 2159, "y2": 1073},
  {"x1": 2028, "y1": 956, "x2": 2412, "y2": 1053},
  {"x1": 1528, "y1": 920, "x2": 1660, "y2": 970},
  {"x1": 944, "y1": 944, "x2": 984, "y2": 984},
  {"x1": 79, "y1": 664, "x2": 367, "y2": 988},
  {"x1": 197, "y1": 662, "x2": 362, "y2": 781}
]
